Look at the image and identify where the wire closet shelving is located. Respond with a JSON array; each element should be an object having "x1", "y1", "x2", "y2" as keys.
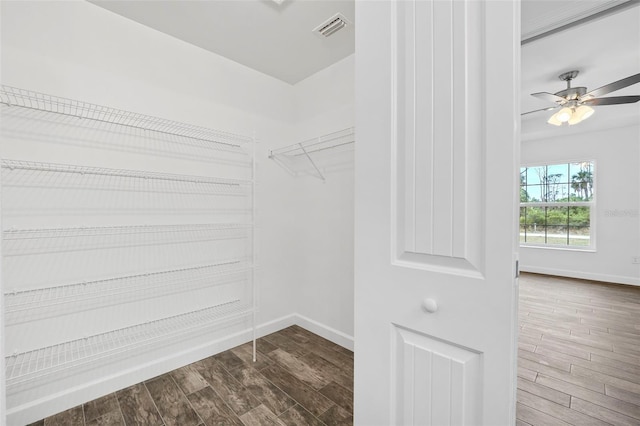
[
  {"x1": 269, "y1": 127, "x2": 355, "y2": 181},
  {"x1": 3, "y1": 223, "x2": 251, "y2": 256},
  {"x1": 1, "y1": 86, "x2": 257, "y2": 390},
  {"x1": 5, "y1": 300, "x2": 252, "y2": 386},
  {"x1": 0, "y1": 86, "x2": 252, "y2": 151},
  {"x1": 4, "y1": 260, "x2": 251, "y2": 325}
]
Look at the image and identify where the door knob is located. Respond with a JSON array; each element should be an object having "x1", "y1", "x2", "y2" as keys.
[{"x1": 422, "y1": 298, "x2": 438, "y2": 313}]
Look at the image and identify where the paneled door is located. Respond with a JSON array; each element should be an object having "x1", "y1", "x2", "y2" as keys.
[{"x1": 354, "y1": 1, "x2": 520, "y2": 424}]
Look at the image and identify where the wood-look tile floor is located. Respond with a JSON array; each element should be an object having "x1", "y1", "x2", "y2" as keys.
[
  {"x1": 30, "y1": 273, "x2": 640, "y2": 426},
  {"x1": 517, "y1": 273, "x2": 640, "y2": 426},
  {"x1": 30, "y1": 325, "x2": 353, "y2": 426}
]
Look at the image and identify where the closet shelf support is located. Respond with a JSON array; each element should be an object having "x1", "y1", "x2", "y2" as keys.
[
  {"x1": 299, "y1": 143, "x2": 325, "y2": 181},
  {"x1": 269, "y1": 127, "x2": 354, "y2": 180}
]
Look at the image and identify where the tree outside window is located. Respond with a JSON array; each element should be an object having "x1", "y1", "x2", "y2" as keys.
[{"x1": 520, "y1": 161, "x2": 594, "y2": 248}]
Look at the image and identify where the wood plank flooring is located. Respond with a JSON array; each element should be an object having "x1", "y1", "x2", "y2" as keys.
[
  {"x1": 30, "y1": 272, "x2": 640, "y2": 425},
  {"x1": 30, "y1": 325, "x2": 353, "y2": 426},
  {"x1": 517, "y1": 273, "x2": 640, "y2": 425}
]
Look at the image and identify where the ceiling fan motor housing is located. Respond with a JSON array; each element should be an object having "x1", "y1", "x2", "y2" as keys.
[
  {"x1": 554, "y1": 70, "x2": 586, "y2": 101},
  {"x1": 524, "y1": 70, "x2": 640, "y2": 123},
  {"x1": 555, "y1": 86, "x2": 587, "y2": 101}
]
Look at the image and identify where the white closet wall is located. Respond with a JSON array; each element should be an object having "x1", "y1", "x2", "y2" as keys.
[
  {"x1": 0, "y1": 1, "x2": 298, "y2": 423},
  {"x1": 1, "y1": 1, "x2": 356, "y2": 422},
  {"x1": 289, "y1": 56, "x2": 355, "y2": 345}
]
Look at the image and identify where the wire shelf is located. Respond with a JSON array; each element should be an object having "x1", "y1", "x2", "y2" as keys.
[
  {"x1": 1, "y1": 86, "x2": 258, "y2": 399},
  {"x1": 0, "y1": 86, "x2": 252, "y2": 153},
  {"x1": 270, "y1": 127, "x2": 355, "y2": 157},
  {"x1": 1, "y1": 159, "x2": 250, "y2": 195},
  {"x1": 269, "y1": 128, "x2": 355, "y2": 180},
  {"x1": 3, "y1": 224, "x2": 250, "y2": 256},
  {"x1": 4, "y1": 260, "x2": 250, "y2": 324},
  {"x1": 5, "y1": 300, "x2": 252, "y2": 386}
]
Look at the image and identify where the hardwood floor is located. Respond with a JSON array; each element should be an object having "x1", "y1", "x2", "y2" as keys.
[
  {"x1": 517, "y1": 272, "x2": 640, "y2": 426},
  {"x1": 30, "y1": 273, "x2": 640, "y2": 425},
  {"x1": 30, "y1": 325, "x2": 353, "y2": 426}
]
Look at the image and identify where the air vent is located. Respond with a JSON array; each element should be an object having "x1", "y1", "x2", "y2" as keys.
[{"x1": 313, "y1": 13, "x2": 352, "y2": 38}]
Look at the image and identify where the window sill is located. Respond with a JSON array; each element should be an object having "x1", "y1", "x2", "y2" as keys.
[{"x1": 519, "y1": 244, "x2": 596, "y2": 253}]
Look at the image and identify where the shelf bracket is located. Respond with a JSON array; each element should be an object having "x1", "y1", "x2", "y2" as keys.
[
  {"x1": 299, "y1": 143, "x2": 325, "y2": 181},
  {"x1": 268, "y1": 127, "x2": 354, "y2": 180}
]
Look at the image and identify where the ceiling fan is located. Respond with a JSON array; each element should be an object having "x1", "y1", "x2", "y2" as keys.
[{"x1": 522, "y1": 71, "x2": 640, "y2": 126}]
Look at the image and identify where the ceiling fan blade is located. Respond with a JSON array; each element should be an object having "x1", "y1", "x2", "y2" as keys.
[
  {"x1": 581, "y1": 95, "x2": 640, "y2": 106},
  {"x1": 531, "y1": 92, "x2": 566, "y2": 105},
  {"x1": 521, "y1": 106, "x2": 558, "y2": 116},
  {"x1": 581, "y1": 73, "x2": 640, "y2": 100}
]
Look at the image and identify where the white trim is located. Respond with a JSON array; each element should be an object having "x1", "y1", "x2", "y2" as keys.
[
  {"x1": 520, "y1": 160, "x2": 596, "y2": 250},
  {"x1": 7, "y1": 328, "x2": 255, "y2": 425},
  {"x1": 520, "y1": 265, "x2": 640, "y2": 287},
  {"x1": 257, "y1": 313, "x2": 297, "y2": 336},
  {"x1": 293, "y1": 314, "x2": 355, "y2": 351},
  {"x1": 521, "y1": 202, "x2": 593, "y2": 207},
  {"x1": 520, "y1": 158, "x2": 597, "y2": 169},
  {"x1": 6, "y1": 313, "x2": 353, "y2": 424},
  {"x1": 520, "y1": 243, "x2": 595, "y2": 252}
]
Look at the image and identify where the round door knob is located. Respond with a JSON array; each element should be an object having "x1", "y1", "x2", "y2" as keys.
[{"x1": 422, "y1": 298, "x2": 438, "y2": 313}]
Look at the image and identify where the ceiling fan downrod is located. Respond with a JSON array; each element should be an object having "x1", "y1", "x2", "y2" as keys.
[{"x1": 558, "y1": 70, "x2": 579, "y2": 89}]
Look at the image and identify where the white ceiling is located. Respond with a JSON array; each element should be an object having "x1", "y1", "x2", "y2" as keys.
[
  {"x1": 522, "y1": 3, "x2": 640, "y2": 138},
  {"x1": 88, "y1": 0, "x2": 639, "y2": 136},
  {"x1": 521, "y1": 0, "x2": 630, "y2": 41},
  {"x1": 89, "y1": 0, "x2": 355, "y2": 85}
]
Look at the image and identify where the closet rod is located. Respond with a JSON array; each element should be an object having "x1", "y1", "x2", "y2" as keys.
[{"x1": 0, "y1": 85, "x2": 252, "y2": 148}]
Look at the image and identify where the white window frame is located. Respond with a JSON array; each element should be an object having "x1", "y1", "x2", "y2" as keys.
[{"x1": 519, "y1": 160, "x2": 596, "y2": 251}]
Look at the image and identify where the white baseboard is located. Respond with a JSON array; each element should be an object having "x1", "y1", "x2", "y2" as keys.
[
  {"x1": 7, "y1": 329, "x2": 253, "y2": 426},
  {"x1": 521, "y1": 265, "x2": 640, "y2": 287},
  {"x1": 257, "y1": 313, "x2": 297, "y2": 337},
  {"x1": 293, "y1": 314, "x2": 354, "y2": 351},
  {"x1": 6, "y1": 313, "x2": 353, "y2": 425}
]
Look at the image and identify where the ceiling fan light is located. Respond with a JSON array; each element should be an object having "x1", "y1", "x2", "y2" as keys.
[
  {"x1": 556, "y1": 107, "x2": 573, "y2": 123},
  {"x1": 577, "y1": 105, "x2": 594, "y2": 121},
  {"x1": 568, "y1": 105, "x2": 595, "y2": 125},
  {"x1": 547, "y1": 113, "x2": 563, "y2": 126}
]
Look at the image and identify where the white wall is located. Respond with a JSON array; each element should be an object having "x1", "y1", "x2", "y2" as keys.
[
  {"x1": 520, "y1": 124, "x2": 640, "y2": 286},
  {"x1": 1, "y1": 1, "x2": 357, "y2": 421},
  {"x1": 1, "y1": 1, "x2": 301, "y2": 422},
  {"x1": 290, "y1": 56, "x2": 355, "y2": 345}
]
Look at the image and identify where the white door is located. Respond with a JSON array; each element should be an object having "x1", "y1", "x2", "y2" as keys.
[{"x1": 354, "y1": 1, "x2": 520, "y2": 425}]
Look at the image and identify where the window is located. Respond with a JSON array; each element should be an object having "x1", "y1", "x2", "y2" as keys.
[{"x1": 520, "y1": 161, "x2": 594, "y2": 248}]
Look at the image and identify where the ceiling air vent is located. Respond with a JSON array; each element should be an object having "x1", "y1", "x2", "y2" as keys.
[{"x1": 313, "y1": 13, "x2": 352, "y2": 38}]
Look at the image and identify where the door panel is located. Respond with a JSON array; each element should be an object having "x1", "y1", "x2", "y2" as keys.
[
  {"x1": 394, "y1": 0, "x2": 484, "y2": 274},
  {"x1": 355, "y1": 1, "x2": 520, "y2": 425},
  {"x1": 394, "y1": 326, "x2": 482, "y2": 425}
]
